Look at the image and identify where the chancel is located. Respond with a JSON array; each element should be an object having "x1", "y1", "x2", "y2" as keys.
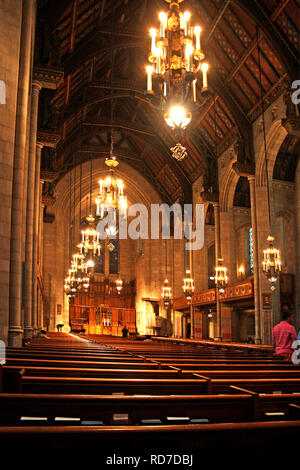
[{"x1": 0, "y1": 0, "x2": 300, "y2": 459}]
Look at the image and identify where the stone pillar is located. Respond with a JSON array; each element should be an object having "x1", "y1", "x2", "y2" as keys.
[
  {"x1": 24, "y1": 81, "x2": 41, "y2": 339},
  {"x1": 8, "y1": 0, "x2": 35, "y2": 347},
  {"x1": 213, "y1": 203, "x2": 222, "y2": 341},
  {"x1": 189, "y1": 246, "x2": 194, "y2": 339},
  {"x1": 32, "y1": 143, "x2": 43, "y2": 333},
  {"x1": 248, "y1": 176, "x2": 261, "y2": 343},
  {"x1": 296, "y1": 165, "x2": 300, "y2": 332},
  {"x1": 38, "y1": 181, "x2": 44, "y2": 329}
]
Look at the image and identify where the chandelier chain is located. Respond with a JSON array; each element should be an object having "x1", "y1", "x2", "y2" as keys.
[{"x1": 257, "y1": 26, "x2": 272, "y2": 234}]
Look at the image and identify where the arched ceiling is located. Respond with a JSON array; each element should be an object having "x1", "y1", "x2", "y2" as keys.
[
  {"x1": 36, "y1": 0, "x2": 300, "y2": 204},
  {"x1": 273, "y1": 133, "x2": 300, "y2": 182}
]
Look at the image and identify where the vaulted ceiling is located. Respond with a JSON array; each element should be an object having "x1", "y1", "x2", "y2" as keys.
[{"x1": 36, "y1": 0, "x2": 300, "y2": 204}]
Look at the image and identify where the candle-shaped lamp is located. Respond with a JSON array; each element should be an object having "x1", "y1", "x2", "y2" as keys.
[
  {"x1": 146, "y1": 65, "x2": 154, "y2": 91},
  {"x1": 150, "y1": 28, "x2": 156, "y2": 53},
  {"x1": 186, "y1": 44, "x2": 193, "y2": 72},
  {"x1": 194, "y1": 26, "x2": 202, "y2": 50},
  {"x1": 201, "y1": 63, "x2": 209, "y2": 88},
  {"x1": 155, "y1": 48, "x2": 162, "y2": 74},
  {"x1": 159, "y1": 12, "x2": 167, "y2": 38},
  {"x1": 184, "y1": 11, "x2": 191, "y2": 36},
  {"x1": 192, "y1": 79, "x2": 197, "y2": 102}
]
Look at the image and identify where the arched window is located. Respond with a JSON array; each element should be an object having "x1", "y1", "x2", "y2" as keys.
[
  {"x1": 109, "y1": 239, "x2": 119, "y2": 274},
  {"x1": 248, "y1": 227, "x2": 254, "y2": 275},
  {"x1": 94, "y1": 249, "x2": 105, "y2": 274}
]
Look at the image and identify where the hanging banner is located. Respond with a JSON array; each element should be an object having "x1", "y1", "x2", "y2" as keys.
[{"x1": 194, "y1": 310, "x2": 202, "y2": 339}]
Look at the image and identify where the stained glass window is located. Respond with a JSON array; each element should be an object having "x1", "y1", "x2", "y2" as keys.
[
  {"x1": 109, "y1": 239, "x2": 119, "y2": 274},
  {"x1": 94, "y1": 249, "x2": 105, "y2": 274},
  {"x1": 249, "y1": 228, "x2": 254, "y2": 275}
]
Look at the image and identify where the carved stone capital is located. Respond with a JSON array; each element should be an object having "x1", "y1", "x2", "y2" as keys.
[
  {"x1": 281, "y1": 117, "x2": 300, "y2": 138},
  {"x1": 33, "y1": 66, "x2": 64, "y2": 90},
  {"x1": 199, "y1": 190, "x2": 219, "y2": 203},
  {"x1": 37, "y1": 130, "x2": 61, "y2": 148},
  {"x1": 232, "y1": 161, "x2": 255, "y2": 178}
]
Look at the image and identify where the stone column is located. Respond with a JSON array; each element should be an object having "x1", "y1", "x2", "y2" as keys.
[
  {"x1": 189, "y1": 246, "x2": 194, "y2": 339},
  {"x1": 38, "y1": 181, "x2": 44, "y2": 329},
  {"x1": 8, "y1": 0, "x2": 35, "y2": 346},
  {"x1": 213, "y1": 203, "x2": 222, "y2": 341},
  {"x1": 248, "y1": 176, "x2": 261, "y2": 343},
  {"x1": 296, "y1": 165, "x2": 300, "y2": 332},
  {"x1": 24, "y1": 81, "x2": 42, "y2": 339},
  {"x1": 32, "y1": 143, "x2": 43, "y2": 333}
]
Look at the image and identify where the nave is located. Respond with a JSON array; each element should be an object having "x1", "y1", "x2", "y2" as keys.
[{"x1": 1, "y1": 333, "x2": 300, "y2": 461}]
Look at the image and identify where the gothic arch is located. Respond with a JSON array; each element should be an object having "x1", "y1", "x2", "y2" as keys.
[
  {"x1": 256, "y1": 120, "x2": 288, "y2": 187},
  {"x1": 219, "y1": 164, "x2": 240, "y2": 212}
]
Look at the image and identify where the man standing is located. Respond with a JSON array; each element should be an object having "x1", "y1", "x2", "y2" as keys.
[
  {"x1": 272, "y1": 311, "x2": 297, "y2": 361},
  {"x1": 122, "y1": 325, "x2": 129, "y2": 338}
]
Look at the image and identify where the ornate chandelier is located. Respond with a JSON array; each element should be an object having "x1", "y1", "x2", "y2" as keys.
[
  {"x1": 263, "y1": 236, "x2": 281, "y2": 290},
  {"x1": 78, "y1": 216, "x2": 101, "y2": 257},
  {"x1": 161, "y1": 279, "x2": 172, "y2": 307},
  {"x1": 183, "y1": 269, "x2": 194, "y2": 303},
  {"x1": 146, "y1": 0, "x2": 209, "y2": 158},
  {"x1": 96, "y1": 157, "x2": 127, "y2": 220},
  {"x1": 214, "y1": 258, "x2": 228, "y2": 295},
  {"x1": 64, "y1": 268, "x2": 78, "y2": 299}
]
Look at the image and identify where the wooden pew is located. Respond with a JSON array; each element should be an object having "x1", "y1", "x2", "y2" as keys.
[
  {"x1": 4, "y1": 365, "x2": 300, "y2": 388},
  {"x1": 12, "y1": 373, "x2": 300, "y2": 396},
  {"x1": 20, "y1": 376, "x2": 208, "y2": 395},
  {"x1": 3, "y1": 365, "x2": 181, "y2": 381},
  {"x1": 1, "y1": 392, "x2": 300, "y2": 426},
  {"x1": 0, "y1": 393, "x2": 254, "y2": 425},
  {"x1": 5, "y1": 358, "x2": 163, "y2": 370},
  {"x1": 0, "y1": 421, "x2": 299, "y2": 457},
  {"x1": 6, "y1": 351, "x2": 148, "y2": 362},
  {"x1": 182, "y1": 370, "x2": 300, "y2": 379}
]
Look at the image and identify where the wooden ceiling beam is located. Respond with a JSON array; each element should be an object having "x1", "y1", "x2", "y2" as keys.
[
  {"x1": 70, "y1": 0, "x2": 78, "y2": 53},
  {"x1": 271, "y1": 0, "x2": 292, "y2": 22},
  {"x1": 232, "y1": 0, "x2": 299, "y2": 79},
  {"x1": 82, "y1": 120, "x2": 155, "y2": 137},
  {"x1": 207, "y1": 0, "x2": 231, "y2": 42}
]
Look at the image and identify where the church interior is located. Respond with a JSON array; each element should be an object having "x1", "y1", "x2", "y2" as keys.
[{"x1": 0, "y1": 0, "x2": 300, "y2": 459}]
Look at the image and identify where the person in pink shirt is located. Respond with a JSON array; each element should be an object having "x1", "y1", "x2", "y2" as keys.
[{"x1": 272, "y1": 311, "x2": 297, "y2": 361}]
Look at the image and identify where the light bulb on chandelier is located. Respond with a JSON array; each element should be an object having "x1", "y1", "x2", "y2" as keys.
[{"x1": 146, "y1": 0, "x2": 211, "y2": 160}]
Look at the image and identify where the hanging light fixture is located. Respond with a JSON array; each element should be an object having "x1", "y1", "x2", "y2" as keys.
[
  {"x1": 79, "y1": 153, "x2": 101, "y2": 260},
  {"x1": 263, "y1": 236, "x2": 282, "y2": 289},
  {"x1": 162, "y1": 279, "x2": 172, "y2": 307},
  {"x1": 183, "y1": 269, "x2": 194, "y2": 303},
  {"x1": 257, "y1": 27, "x2": 281, "y2": 291},
  {"x1": 116, "y1": 278, "x2": 123, "y2": 295},
  {"x1": 161, "y1": 239, "x2": 172, "y2": 306},
  {"x1": 146, "y1": 0, "x2": 210, "y2": 159},
  {"x1": 96, "y1": 156, "x2": 127, "y2": 222},
  {"x1": 96, "y1": 12, "x2": 127, "y2": 232},
  {"x1": 214, "y1": 258, "x2": 228, "y2": 295}
]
